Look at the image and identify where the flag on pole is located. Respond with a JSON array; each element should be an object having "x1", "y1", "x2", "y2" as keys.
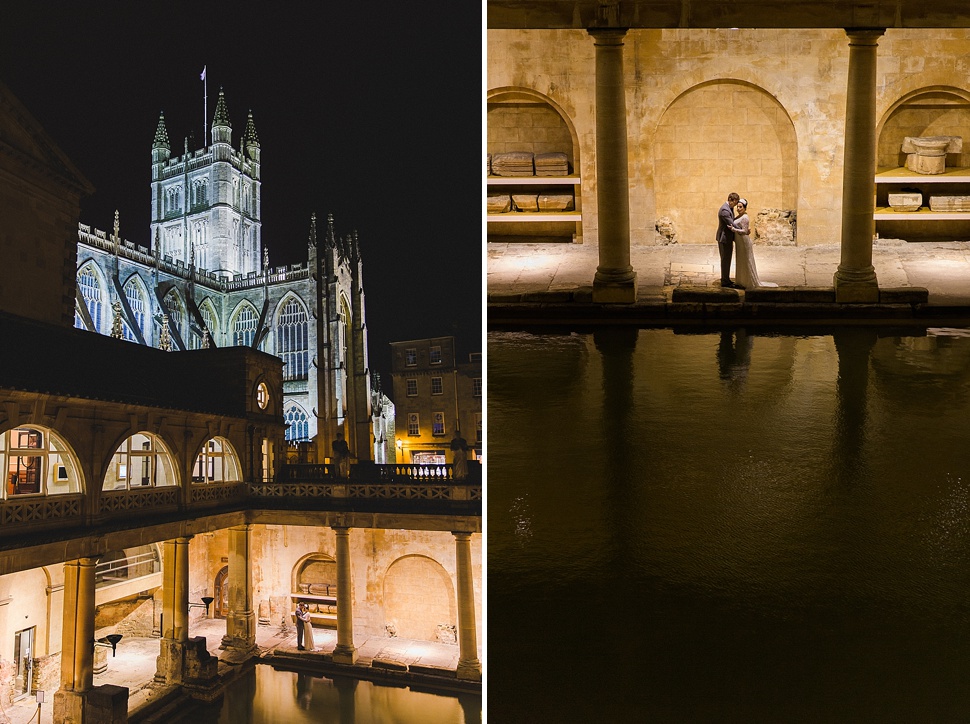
[{"x1": 200, "y1": 66, "x2": 206, "y2": 81}]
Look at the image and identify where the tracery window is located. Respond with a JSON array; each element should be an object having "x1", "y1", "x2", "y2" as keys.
[
  {"x1": 104, "y1": 433, "x2": 176, "y2": 490},
  {"x1": 1, "y1": 427, "x2": 82, "y2": 498},
  {"x1": 192, "y1": 437, "x2": 241, "y2": 483},
  {"x1": 277, "y1": 298, "x2": 308, "y2": 380},
  {"x1": 123, "y1": 277, "x2": 147, "y2": 343},
  {"x1": 232, "y1": 305, "x2": 258, "y2": 347},
  {"x1": 163, "y1": 290, "x2": 185, "y2": 341},
  {"x1": 284, "y1": 403, "x2": 310, "y2": 442},
  {"x1": 195, "y1": 301, "x2": 217, "y2": 349},
  {"x1": 75, "y1": 264, "x2": 104, "y2": 332}
]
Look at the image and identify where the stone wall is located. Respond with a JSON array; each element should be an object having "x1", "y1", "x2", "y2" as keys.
[{"x1": 487, "y1": 27, "x2": 970, "y2": 247}]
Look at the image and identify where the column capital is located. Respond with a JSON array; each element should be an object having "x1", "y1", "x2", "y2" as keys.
[
  {"x1": 452, "y1": 531, "x2": 473, "y2": 540},
  {"x1": 587, "y1": 27, "x2": 628, "y2": 44},
  {"x1": 332, "y1": 525, "x2": 352, "y2": 534},
  {"x1": 844, "y1": 28, "x2": 885, "y2": 44}
]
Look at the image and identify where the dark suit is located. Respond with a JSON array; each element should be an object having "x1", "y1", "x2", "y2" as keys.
[{"x1": 716, "y1": 201, "x2": 737, "y2": 284}]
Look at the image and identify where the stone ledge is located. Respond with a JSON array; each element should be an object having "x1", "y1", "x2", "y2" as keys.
[
  {"x1": 744, "y1": 287, "x2": 836, "y2": 303},
  {"x1": 372, "y1": 658, "x2": 409, "y2": 671},
  {"x1": 671, "y1": 286, "x2": 740, "y2": 302},
  {"x1": 409, "y1": 663, "x2": 457, "y2": 678},
  {"x1": 880, "y1": 287, "x2": 929, "y2": 304}
]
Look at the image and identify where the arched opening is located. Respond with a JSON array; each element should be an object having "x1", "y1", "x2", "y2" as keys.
[
  {"x1": 383, "y1": 555, "x2": 456, "y2": 642},
  {"x1": 191, "y1": 437, "x2": 241, "y2": 483},
  {"x1": 196, "y1": 298, "x2": 218, "y2": 349},
  {"x1": 876, "y1": 86, "x2": 970, "y2": 241},
  {"x1": 0, "y1": 426, "x2": 83, "y2": 497},
  {"x1": 486, "y1": 87, "x2": 582, "y2": 243},
  {"x1": 162, "y1": 288, "x2": 186, "y2": 343},
  {"x1": 654, "y1": 80, "x2": 799, "y2": 246},
  {"x1": 284, "y1": 402, "x2": 310, "y2": 443},
  {"x1": 103, "y1": 432, "x2": 177, "y2": 490},
  {"x1": 292, "y1": 554, "x2": 338, "y2": 627},
  {"x1": 122, "y1": 274, "x2": 149, "y2": 343},
  {"x1": 230, "y1": 302, "x2": 259, "y2": 348},
  {"x1": 75, "y1": 262, "x2": 107, "y2": 332},
  {"x1": 276, "y1": 295, "x2": 308, "y2": 381}
]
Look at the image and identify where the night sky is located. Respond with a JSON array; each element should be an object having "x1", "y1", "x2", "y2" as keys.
[{"x1": 2, "y1": 1, "x2": 482, "y2": 378}]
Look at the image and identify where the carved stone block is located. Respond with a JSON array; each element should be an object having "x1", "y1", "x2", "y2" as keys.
[
  {"x1": 487, "y1": 194, "x2": 512, "y2": 213},
  {"x1": 491, "y1": 151, "x2": 535, "y2": 177},
  {"x1": 511, "y1": 194, "x2": 539, "y2": 212},
  {"x1": 929, "y1": 195, "x2": 970, "y2": 212},
  {"x1": 902, "y1": 135, "x2": 962, "y2": 175},
  {"x1": 536, "y1": 193, "x2": 574, "y2": 212},
  {"x1": 888, "y1": 191, "x2": 922, "y2": 212}
]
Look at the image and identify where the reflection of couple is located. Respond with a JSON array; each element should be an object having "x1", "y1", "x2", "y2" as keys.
[{"x1": 716, "y1": 193, "x2": 777, "y2": 289}]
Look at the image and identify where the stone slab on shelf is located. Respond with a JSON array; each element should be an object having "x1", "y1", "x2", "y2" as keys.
[
  {"x1": 511, "y1": 193, "x2": 539, "y2": 212},
  {"x1": 929, "y1": 195, "x2": 970, "y2": 212},
  {"x1": 537, "y1": 194, "x2": 574, "y2": 212},
  {"x1": 487, "y1": 194, "x2": 512, "y2": 213}
]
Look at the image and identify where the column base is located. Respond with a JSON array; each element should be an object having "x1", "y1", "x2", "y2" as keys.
[
  {"x1": 456, "y1": 658, "x2": 482, "y2": 681},
  {"x1": 332, "y1": 644, "x2": 358, "y2": 665},
  {"x1": 592, "y1": 270, "x2": 638, "y2": 303},
  {"x1": 155, "y1": 637, "x2": 219, "y2": 686},
  {"x1": 54, "y1": 685, "x2": 130, "y2": 724},
  {"x1": 833, "y1": 268, "x2": 879, "y2": 303}
]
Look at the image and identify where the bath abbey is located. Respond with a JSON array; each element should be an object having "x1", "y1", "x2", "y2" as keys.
[{"x1": 74, "y1": 88, "x2": 376, "y2": 463}]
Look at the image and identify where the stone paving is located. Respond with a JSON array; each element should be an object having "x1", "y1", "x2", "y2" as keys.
[
  {"x1": 487, "y1": 239, "x2": 970, "y2": 305},
  {"x1": 2, "y1": 618, "x2": 467, "y2": 724}
]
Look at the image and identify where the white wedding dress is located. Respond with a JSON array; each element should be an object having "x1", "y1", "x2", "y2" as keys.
[{"x1": 734, "y1": 213, "x2": 777, "y2": 288}]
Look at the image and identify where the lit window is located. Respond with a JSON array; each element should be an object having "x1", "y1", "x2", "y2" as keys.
[
  {"x1": 277, "y1": 298, "x2": 308, "y2": 380},
  {"x1": 406, "y1": 379, "x2": 418, "y2": 396},
  {"x1": 431, "y1": 377, "x2": 443, "y2": 395},
  {"x1": 1, "y1": 427, "x2": 82, "y2": 497},
  {"x1": 430, "y1": 346, "x2": 442, "y2": 364},
  {"x1": 123, "y1": 277, "x2": 147, "y2": 342},
  {"x1": 473, "y1": 378, "x2": 482, "y2": 397},
  {"x1": 407, "y1": 413, "x2": 420, "y2": 437},
  {"x1": 164, "y1": 290, "x2": 185, "y2": 341},
  {"x1": 104, "y1": 433, "x2": 176, "y2": 490},
  {"x1": 256, "y1": 382, "x2": 269, "y2": 410},
  {"x1": 192, "y1": 437, "x2": 241, "y2": 483},
  {"x1": 76, "y1": 264, "x2": 104, "y2": 332},
  {"x1": 405, "y1": 348, "x2": 417, "y2": 367},
  {"x1": 432, "y1": 412, "x2": 445, "y2": 436},
  {"x1": 233, "y1": 305, "x2": 259, "y2": 347},
  {"x1": 284, "y1": 403, "x2": 310, "y2": 442}
]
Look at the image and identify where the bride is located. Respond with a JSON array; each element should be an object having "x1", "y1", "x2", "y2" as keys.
[{"x1": 733, "y1": 198, "x2": 777, "y2": 289}]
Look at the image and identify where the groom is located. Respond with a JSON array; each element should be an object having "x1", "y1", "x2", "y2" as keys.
[{"x1": 716, "y1": 192, "x2": 744, "y2": 289}]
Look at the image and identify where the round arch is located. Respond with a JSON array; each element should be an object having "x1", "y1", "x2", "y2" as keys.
[
  {"x1": 190, "y1": 436, "x2": 242, "y2": 483},
  {"x1": 876, "y1": 85, "x2": 970, "y2": 169},
  {"x1": 103, "y1": 431, "x2": 179, "y2": 490},
  {"x1": 0, "y1": 424, "x2": 84, "y2": 498},
  {"x1": 291, "y1": 553, "x2": 337, "y2": 596},
  {"x1": 383, "y1": 554, "x2": 456, "y2": 642},
  {"x1": 653, "y1": 79, "x2": 799, "y2": 245}
]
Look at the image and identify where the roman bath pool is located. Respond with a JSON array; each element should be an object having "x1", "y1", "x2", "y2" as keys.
[{"x1": 489, "y1": 326, "x2": 970, "y2": 722}]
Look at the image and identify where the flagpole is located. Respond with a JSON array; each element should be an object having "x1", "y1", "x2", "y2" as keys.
[{"x1": 201, "y1": 66, "x2": 207, "y2": 147}]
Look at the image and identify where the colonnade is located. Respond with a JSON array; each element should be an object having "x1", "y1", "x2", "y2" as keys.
[
  {"x1": 586, "y1": 26, "x2": 885, "y2": 303},
  {"x1": 50, "y1": 526, "x2": 481, "y2": 722}
]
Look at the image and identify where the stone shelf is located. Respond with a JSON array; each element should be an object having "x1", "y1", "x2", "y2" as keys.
[
  {"x1": 876, "y1": 167, "x2": 970, "y2": 183},
  {"x1": 486, "y1": 175, "x2": 581, "y2": 185},
  {"x1": 486, "y1": 212, "x2": 582, "y2": 222},
  {"x1": 874, "y1": 207, "x2": 970, "y2": 220}
]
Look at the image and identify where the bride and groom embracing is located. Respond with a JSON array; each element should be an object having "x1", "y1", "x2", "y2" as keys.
[{"x1": 715, "y1": 192, "x2": 777, "y2": 289}]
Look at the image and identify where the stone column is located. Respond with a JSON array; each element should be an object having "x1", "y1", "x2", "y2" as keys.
[
  {"x1": 53, "y1": 557, "x2": 97, "y2": 722},
  {"x1": 332, "y1": 526, "x2": 358, "y2": 664},
  {"x1": 453, "y1": 532, "x2": 482, "y2": 681},
  {"x1": 834, "y1": 28, "x2": 885, "y2": 303},
  {"x1": 588, "y1": 27, "x2": 637, "y2": 303},
  {"x1": 222, "y1": 524, "x2": 257, "y2": 655}
]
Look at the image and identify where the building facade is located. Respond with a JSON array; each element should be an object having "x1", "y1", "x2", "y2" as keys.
[
  {"x1": 74, "y1": 89, "x2": 377, "y2": 464},
  {"x1": 389, "y1": 337, "x2": 483, "y2": 464}
]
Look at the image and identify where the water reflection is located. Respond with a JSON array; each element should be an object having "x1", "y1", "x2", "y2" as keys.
[
  {"x1": 489, "y1": 326, "x2": 970, "y2": 722},
  {"x1": 172, "y1": 664, "x2": 479, "y2": 723}
]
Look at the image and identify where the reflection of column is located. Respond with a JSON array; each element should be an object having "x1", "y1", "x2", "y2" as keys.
[
  {"x1": 335, "y1": 676, "x2": 358, "y2": 724},
  {"x1": 588, "y1": 27, "x2": 637, "y2": 303},
  {"x1": 833, "y1": 329, "x2": 877, "y2": 483},
  {"x1": 834, "y1": 28, "x2": 884, "y2": 303},
  {"x1": 223, "y1": 524, "x2": 257, "y2": 653},
  {"x1": 332, "y1": 527, "x2": 358, "y2": 663},
  {"x1": 454, "y1": 531, "x2": 482, "y2": 680}
]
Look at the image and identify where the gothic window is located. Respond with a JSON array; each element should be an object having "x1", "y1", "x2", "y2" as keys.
[
  {"x1": 165, "y1": 186, "x2": 182, "y2": 215},
  {"x1": 192, "y1": 178, "x2": 208, "y2": 207},
  {"x1": 431, "y1": 377, "x2": 443, "y2": 395},
  {"x1": 196, "y1": 300, "x2": 217, "y2": 349},
  {"x1": 104, "y1": 432, "x2": 176, "y2": 490},
  {"x1": 232, "y1": 304, "x2": 258, "y2": 347},
  {"x1": 405, "y1": 348, "x2": 417, "y2": 367},
  {"x1": 406, "y1": 379, "x2": 418, "y2": 397},
  {"x1": 123, "y1": 276, "x2": 147, "y2": 342},
  {"x1": 193, "y1": 221, "x2": 207, "y2": 268},
  {"x1": 277, "y1": 298, "x2": 308, "y2": 381},
  {"x1": 407, "y1": 413, "x2": 420, "y2": 437},
  {"x1": 163, "y1": 290, "x2": 185, "y2": 340},
  {"x1": 432, "y1": 412, "x2": 446, "y2": 437},
  {"x1": 75, "y1": 264, "x2": 104, "y2": 332},
  {"x1": 192, "y1": 437, "x2": 241, "y2": 483},
  {"x1": 430, "y1": 345, "x2": 442, "y2": 365},
  {"x1": 1, "y1": 426, "x2": 82, "y2": 498},
  {"x1": 233, "y1": 178, "x2": 240, "y2": 209},
  {"x1": 284, "y1": 403, "x2": 310, "y2": 442}
]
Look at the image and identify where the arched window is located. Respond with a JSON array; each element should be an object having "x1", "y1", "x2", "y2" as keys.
[
  {"x1": 232, "y1": 304, "x2": 258, "y2": 347},
  {"x1": 1, "y1": 426, "x2": 82, "y2": 497},
  {"x1": 76, "y1": 264, "x2": 104, "y2": 332},
  {"x1": 277, "y1": 298, "x2": 308, "y2": 380},
  {"x1": 123, "y1": 276, "x2": 148, "y2": 343},
  {"x1": 194, "y1": 300, "x2": 217, "y2": 349},
  {"x1": 104, "y1": 433, "x2": 177, "y2": 490},
  {"x1": 192, "y1": 437, "x2": 242, "y2": 483},
  {"x1": 284, "y1": 403, "x2": 310, "y2": 442},
  {"x1": 163, "y1": 289, "x2": 185, "y2": 341}
]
